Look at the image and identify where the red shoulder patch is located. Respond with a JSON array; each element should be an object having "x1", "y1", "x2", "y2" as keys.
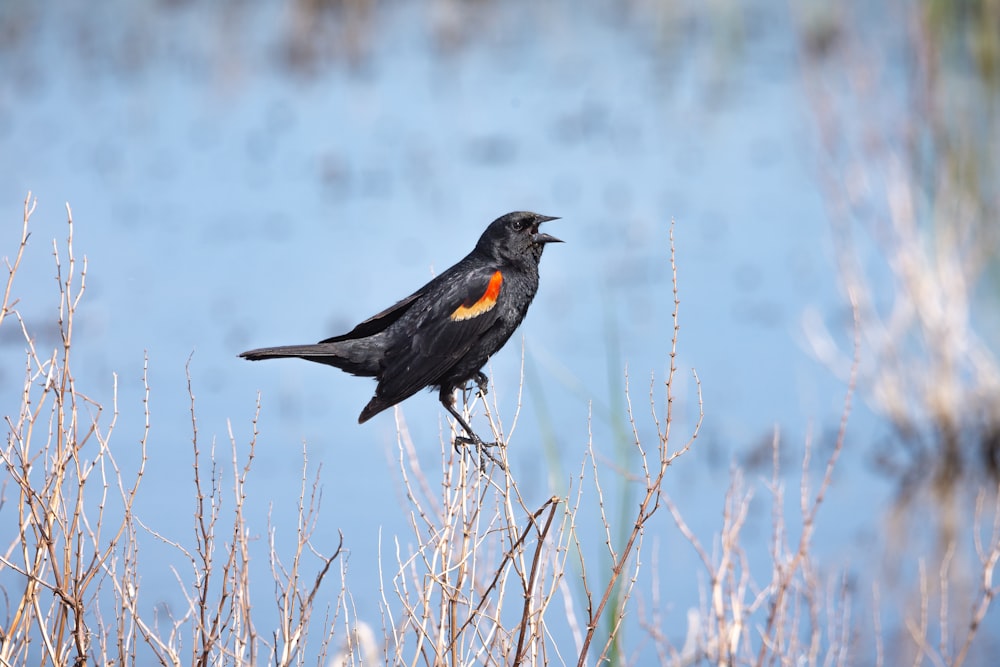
[{"x1": 450, "y1": 270, "x2": 503, "y2": 321}]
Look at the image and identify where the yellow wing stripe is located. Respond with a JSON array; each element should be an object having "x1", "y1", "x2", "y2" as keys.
[{"x1": 450, "y1": 270, "x2": 503, "y2": 321}]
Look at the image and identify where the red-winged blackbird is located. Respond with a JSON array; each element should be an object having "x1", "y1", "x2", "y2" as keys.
[{"x1": 240, "y1": 211, "x2": 561, "y2": 463}]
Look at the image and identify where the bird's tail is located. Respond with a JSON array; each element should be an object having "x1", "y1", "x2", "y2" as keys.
[
  {"x1": 239, "y1": 341, "x2": 380, "y2": 377},
  {"x1": 240, "y1": 344, "x2": 332, "y2": 360}
]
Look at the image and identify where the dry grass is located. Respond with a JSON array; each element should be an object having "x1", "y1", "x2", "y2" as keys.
[
  {"x1": 795, "y1": 0, "x2": 1000, "y2": 503},
  {"x1": 0, "y1": 195, "x2": 702, "y2": 666},
  {"x1": 789, "y1": 4, "x2": 1000, "y2": 662},
  {"x1": 2, "y1": 190, "x2": 998, "y2": 667},
  {"x1": 0, "y1": 194, "x2": 342, "y2": 666}
]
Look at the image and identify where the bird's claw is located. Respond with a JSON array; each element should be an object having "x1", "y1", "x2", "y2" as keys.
[
  {"x1": 472, "y1": 372, "x2": 489, "y2": 397},
  {"x1": 453, "y1": 434, "x2": 505, "y2": 472}
]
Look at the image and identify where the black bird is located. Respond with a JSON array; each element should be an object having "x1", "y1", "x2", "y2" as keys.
[{"x1": 240, "y1": 211, "x2": 561, "y2": 464}]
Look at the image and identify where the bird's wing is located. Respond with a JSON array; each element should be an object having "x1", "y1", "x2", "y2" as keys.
[
  {"x1": 319, "y1": 290, "x2": 426, "y2": 343},
  {"x1": 375, "y1": 265, "x2": 507, "y2": 403}
]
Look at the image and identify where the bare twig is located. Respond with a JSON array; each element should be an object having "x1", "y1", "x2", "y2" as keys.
[{"x1": 576, "y1": 221, "x2": 702, "y2": 667}]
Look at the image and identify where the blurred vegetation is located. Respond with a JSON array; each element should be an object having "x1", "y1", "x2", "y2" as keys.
[
  {"x1": 921, "y1": 0, "x2": 999, "y2": 254},
  {"x1": 795, "y1": 0, "x2": 1000, "y2": 529},
  {"x1": 926, "y1": 0, "x2": 1000, "y2": 89},
  {"x1": 898, "y1": 0, "x2": 997, "y2": 488}
]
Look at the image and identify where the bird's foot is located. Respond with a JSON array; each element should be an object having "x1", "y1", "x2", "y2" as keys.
[
  {"x1": 472, "y1": 372, "x2": 489, "y2": 397},
  {"x1": 453, "y1": 434, "x2": 505, "y2": 472}
]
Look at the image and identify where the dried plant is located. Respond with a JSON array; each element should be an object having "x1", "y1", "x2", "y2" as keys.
[
  {"x1": 653, "y1": 276, "x2": 1000, "y2": 665},
  {"x1": 0, "y1": 195, "x2": 136, "y2": 666},
  {"x1": 795, "y1": 0, "x2": 1000, "y2": 500},
  {"x1": 0, "y1": 197, "x2": 715, "y2": 665},
  {"x1": 0, "y1": 194, "x2": 342, "y2": 666},
  {"x1": 17, "y1": 189, "x2": 994, "y2": 667},
  {"x1": 652, "y1": 282, "x2": 857, "y2": 666},
  {"x1": 790, "y1": 4, "x2": 1000, "y2": 662}
]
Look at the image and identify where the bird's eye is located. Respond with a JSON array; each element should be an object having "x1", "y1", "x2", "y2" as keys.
[{"x1": 511, "y1": 218, "x2": 526, "y2": 231}]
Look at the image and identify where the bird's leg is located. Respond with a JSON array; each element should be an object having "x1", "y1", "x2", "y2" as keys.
[{"x1": 439, "y1": 387, "x2": 504, "y2": 472}]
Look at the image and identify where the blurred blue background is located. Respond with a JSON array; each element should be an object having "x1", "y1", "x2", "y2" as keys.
[{"x1": 2, "y1": 0, "x2": 998, "y2": 662}]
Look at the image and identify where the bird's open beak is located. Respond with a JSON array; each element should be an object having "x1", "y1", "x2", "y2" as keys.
[{"x1": 532, "y1": 215, "x2": 563, "y2": 244}]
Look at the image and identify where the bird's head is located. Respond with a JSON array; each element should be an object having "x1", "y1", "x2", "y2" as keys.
[{"x1": 477, "y1": 211, "x2": 562, "y2": 264}]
